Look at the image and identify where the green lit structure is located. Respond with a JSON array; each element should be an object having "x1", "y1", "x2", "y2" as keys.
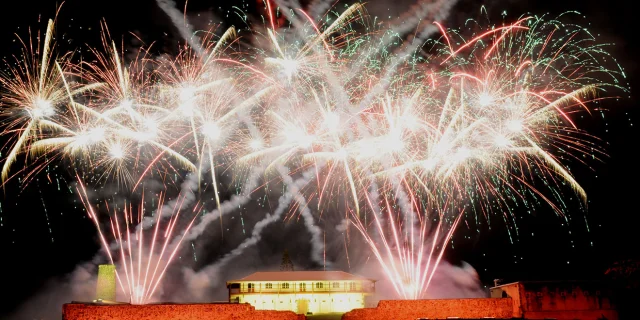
[{"x1": 95, "y1": 264, "x2": 116, "y2": 301}]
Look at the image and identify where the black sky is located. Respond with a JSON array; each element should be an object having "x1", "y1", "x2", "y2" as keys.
[{"x1": 0, "y1": 0, "x2": 638, "y2": 318}]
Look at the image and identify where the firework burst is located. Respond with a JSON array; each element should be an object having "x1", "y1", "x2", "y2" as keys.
[{"x1": 0, "y1": 1, "x2": 626, "y2": 301}]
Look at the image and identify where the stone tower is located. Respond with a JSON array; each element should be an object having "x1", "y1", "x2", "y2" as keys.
[{"x1": 95, "y1": 264, "x2": 116, "y2": 301}]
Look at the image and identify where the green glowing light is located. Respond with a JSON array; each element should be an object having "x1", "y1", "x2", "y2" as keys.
[{"x1": 95, "y1": 264, "x2": 116, "y2": 301}]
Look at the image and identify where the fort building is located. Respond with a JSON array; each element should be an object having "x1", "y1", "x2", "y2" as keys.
[{"x1": 226, "y1": 271, "x2": 375, "y2": 315}]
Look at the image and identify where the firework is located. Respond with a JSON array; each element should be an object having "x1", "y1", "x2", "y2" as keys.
[
  {"x1": 238, "y1": 9, "x2": 625, "y2": 298},
  {"x1": 0, "y1": 1, "x2": 626, "y2": 301},
  {"x1": 76, "y1": 177, "x2": 199, "y2": 304}
]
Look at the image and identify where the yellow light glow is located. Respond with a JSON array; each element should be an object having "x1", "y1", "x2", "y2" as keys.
[
  {"x1": 494, "y1": 135, "x2": 511, "y2": 148},
  {"x1": 202, "y1": 122, "x2": 221, "y2": 140},
  {"x1": 324, "y1": 112, "x2": 340, "y2": 132},
  {"x1": 478, "y1": 92, "x2": 493, "y2": 107},
  {"x1": 31, "y1": 98, "x2": 54, "y2": 118},
  {"x1": 109, "y1": 143, "x2": 125, "y2": 159},
  {"x1": 250, "y1": 139, "x2": 263, "y2": 151},
  {"x1": 506, "y1": 119, "x2": 523, "y2": 132}
]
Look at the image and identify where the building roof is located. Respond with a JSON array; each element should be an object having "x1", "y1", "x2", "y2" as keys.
[{"x1": 227, "y1": 271, "x2": 375, "y2": 283}]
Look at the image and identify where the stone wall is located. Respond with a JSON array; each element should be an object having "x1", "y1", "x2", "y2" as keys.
[
  {"x1": 62, "y1": 303, "x2": 305, "y2": 320},
  {"x1": 342, "y1": 298, "x2": 514, "y2": 320},
  {"x1": 521, "y1": 282, "x2": 616, "y2": 313},
  {"x1": 524, "y1": 310, "x2": 618, "y2": 320},
  {"x1": 491, "y1": 281, "x2": 619, "y2": 319}
]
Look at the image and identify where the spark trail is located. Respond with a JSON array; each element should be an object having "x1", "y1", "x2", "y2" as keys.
[{"x1": 76, "y1": 178, "x2": 199, "y2": 304}]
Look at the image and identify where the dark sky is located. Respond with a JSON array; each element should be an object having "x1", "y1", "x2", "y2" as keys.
[{"x1": 0, "y1": 0, "x2": 638, "y2": 318}]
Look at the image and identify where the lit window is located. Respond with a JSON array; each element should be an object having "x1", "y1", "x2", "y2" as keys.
[
  {"x1": 281, "y1": 283, "x2": 290, "y2": 289},
  {"x1": 299, "y1": 283, "x2": 306, "y2": 291},
  {"x1": 349, "y1": 282, "x2": 356, "y2": 291},
  {"x1": 265, "y1": 283, "x2": 273, "y2": 289},
  {"x1": 316, "y1": 282, "x2": 324, "y2": 289},
  {"x1": 332, "y1": 282, "x2": 340, "y2": 288}
]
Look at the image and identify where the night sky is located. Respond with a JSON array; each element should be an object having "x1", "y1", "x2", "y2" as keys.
[{"x1": 0, "y1": 0, "x2": 637, "y2": 319}]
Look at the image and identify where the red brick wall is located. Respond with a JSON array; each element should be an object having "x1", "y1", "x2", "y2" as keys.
[
  {"x1": 62, "y1": 303, "x2": 304, "y2": 320},
  {"x1": 523, "y1": 286, "x2": 615, "y2": 312},
  {"x1": 504, "y1": 282, "x2": 525, "y2": 317},
  {"x1": 497, "y1": 281, "x2": 620, "y2": 319},
  {"x1": 342, "y1": 298, "x2": 514, "y2": 320},
  {"x1": 524, "y1": 310, "x2": 618, "y2": 320}
]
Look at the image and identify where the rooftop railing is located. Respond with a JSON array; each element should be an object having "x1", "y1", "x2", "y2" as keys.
[{"x1": 228, "y1": 282, "x2": 375, "y2": 294}]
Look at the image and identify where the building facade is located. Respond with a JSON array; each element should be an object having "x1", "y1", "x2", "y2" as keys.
[
  {"x1": 226, "y1": 271, "x2": 375, "y2": 315},
  {"x1": 490, "y1": 281, "x2": 618, "y2": 319}
]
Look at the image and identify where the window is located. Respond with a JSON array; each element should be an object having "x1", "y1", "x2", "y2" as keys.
[
  {"x1": 316, "y1": 282, "x2": 324, "y2": 289},
  {"x1": 281, "y1": 283, "x2": 290, "y2": 289},
  {"x1": 299, "y1": 283, "x2": 307, "y2": 291},
  {"x1": 265, "y1": 283, "x2": 273, "y2": 289},
  {"x1": 349, "y1": 282, "x2": 357, "y2": 291},
  {"x1": 248, "y1": 283, "x2": 255, "y2": 293},
  {"x1": 333, "y1": 282, "x2": 340, "y2": 288}
]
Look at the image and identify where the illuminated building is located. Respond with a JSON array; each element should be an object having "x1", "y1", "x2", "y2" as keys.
[{"x1": 226, "y1": 271, "x2": 376, "y2": 315}]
